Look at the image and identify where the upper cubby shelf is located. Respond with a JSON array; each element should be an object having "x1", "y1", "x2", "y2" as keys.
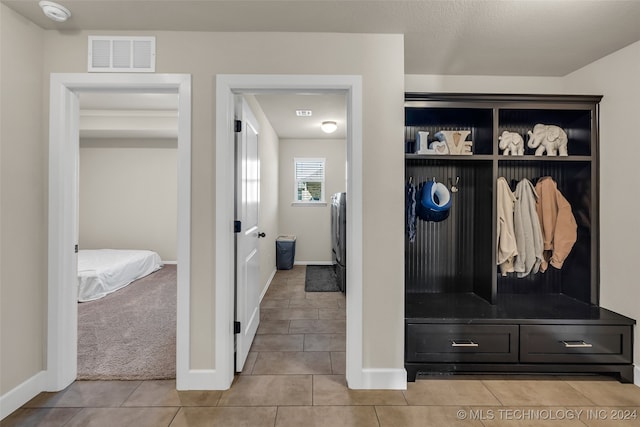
[
  {"x1": 405, "y1": 102, "x2": 596, "y2": 159},
  {"x1": 405, "y1": 107, "x2": 494, "y2": 155},
  {"x1": 405, "y1": 153, "x2": 494, "y2": 161},
  {"x1": 499, "y1": 109, "x2": 593, "y2": 157}
]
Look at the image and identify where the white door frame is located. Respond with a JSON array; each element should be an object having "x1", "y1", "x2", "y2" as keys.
[
  {"x1": 215, "y1": 74, "x2": 365, "y2": 388},
  {"x1": 47, "y1": 73, "x2": 191, "y2": 391}
]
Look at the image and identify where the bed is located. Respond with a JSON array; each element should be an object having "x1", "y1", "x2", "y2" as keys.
[{"x1": 77, "y1": 249, "x2": 163, "y2": 302}]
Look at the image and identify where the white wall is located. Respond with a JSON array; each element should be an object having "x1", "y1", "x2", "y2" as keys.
[
  {"x1": 279, "y1": 139, "x2": 346, "y2": 264},
  {"x1": 244, "y1": 95, "x2": 280, "y2": 298},
  {"x1": 36, "y1": 31, "x2": 405, "y2": 374},
  {"x1": 564, "y1": 40, "x2": 640, "y2": 376},
  {"x1": 79, "y1": 139, "x2": 178, "y2": 261},
  {"x1": 0, "y1": 4, "x2": 45, "y2": 396},
  {"x1": 405, "y1": 74, "x2": 565, "y2": 94}
]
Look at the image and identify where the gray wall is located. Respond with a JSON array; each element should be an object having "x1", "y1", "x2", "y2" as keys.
[
  {"x1": 79, "y1": 139, "x2": 178, "y2": 261},
  {"x1": 278, "y1": 138, "x2": 346, "y2": 264},
  {"x1": 565, "y1": 40, "x2": 640, "y2": 374},
  {"x1": 1, "y1": 4, "x2": 46, "y2": 396},
  {"x1": 0, "y1": 22, "x2": 406, "y2": 392},
  {"x1": 8, "y1": 4, "x2": 635, "y2": 402},
  {"x1": 40, "y1": 30, "x2": 406, "y2": 372}
]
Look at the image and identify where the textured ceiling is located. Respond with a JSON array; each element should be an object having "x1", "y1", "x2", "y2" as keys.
[
  {"x1": 10, "y1": 1, "x2": 640, "y2": 138},
  {"x1": 4, "y1": 0, "x2": 640, "y2": 76},
  {"x1": 254, "y1": 93, "x2": 347, "y2": 140}
]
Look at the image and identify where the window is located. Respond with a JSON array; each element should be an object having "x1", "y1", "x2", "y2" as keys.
[{"x1": 294, "y1": 158, "x2": 325, "y2": 203}]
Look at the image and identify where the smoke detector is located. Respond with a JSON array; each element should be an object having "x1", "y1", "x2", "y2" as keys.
[{"x1": 39, "y1": 1, "x2": 71, "y2": 22}]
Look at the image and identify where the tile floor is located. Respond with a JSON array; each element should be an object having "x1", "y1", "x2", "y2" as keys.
[{"x1": 3, "y1": 265, "x2": 640, "y2": 426}]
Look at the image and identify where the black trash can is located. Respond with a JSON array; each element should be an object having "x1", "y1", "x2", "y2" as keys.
[{"x1": 276, "y1": 235, "x2": 296, "y2": 270}]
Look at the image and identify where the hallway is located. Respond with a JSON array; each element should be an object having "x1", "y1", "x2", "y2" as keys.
[
  {"x1": 4, "y1": 266, "x2": 640, "y2": 426},
  {"x1": 243, "y1": 265, "x2": 346, "y2": 377}
]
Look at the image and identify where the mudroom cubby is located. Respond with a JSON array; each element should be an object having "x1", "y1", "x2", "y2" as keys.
[{"x1": 404, "y1": 93, "x2": 635, "y2": 382}]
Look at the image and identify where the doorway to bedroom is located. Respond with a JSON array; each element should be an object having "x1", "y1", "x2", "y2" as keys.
[
  {"x1": 75, "y1": 91, "x2": 179, "y2": 380},
  {"x1": 47, "y1": 73, "x2": 191, "y2": 392}
]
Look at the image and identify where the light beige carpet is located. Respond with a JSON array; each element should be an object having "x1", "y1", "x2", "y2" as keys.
[{"x1": 77, "y1": 264, "x2": 176, "y2": 380}]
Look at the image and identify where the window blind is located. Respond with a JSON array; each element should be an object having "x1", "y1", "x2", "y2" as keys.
[{"x1": 295, "y1": 160, "x2": 325, "y2": 182}]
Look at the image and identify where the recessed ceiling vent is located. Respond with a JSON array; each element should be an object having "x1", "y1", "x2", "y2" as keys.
[{"x1": 88, "y1": 36, "x2": 155, "y2": 72}]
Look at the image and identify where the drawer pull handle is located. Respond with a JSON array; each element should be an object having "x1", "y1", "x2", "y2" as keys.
[
  {"x1": 562, "y1": 340, "x2": 593, "y2": 348},
  {"x1": 451, "y1": 340, "x2": 479, "y2": 347}
]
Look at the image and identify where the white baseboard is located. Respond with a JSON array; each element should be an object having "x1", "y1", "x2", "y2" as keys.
[
  {"x1": 259, "y1": 268, "x2": 277, "y2": 303},
  {"x1": 176, "y1": 268, "x2": 277, "y2": 392},
  {"x1": 293, "y1": 261, "x2": 334, "y2": 266},
  {"x1": 162, "y1": 260, "x2": 177, "y2": 265},
  {"x1": 176, "y1": 369, "x2": 232, "y2": 391},
  {"x1": 0, "y1": 371, "x2": 46, "y2": 420},
  {"x1": 354, "y1": 368, "x2": 407, "y2": 390},
  {"x1": 635, "y1": 365, "x2": 639, "y2": 387}
]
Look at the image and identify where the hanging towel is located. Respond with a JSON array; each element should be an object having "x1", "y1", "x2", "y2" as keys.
[
  {"x1": 513, "y1": 178, "x2": 544, "y2": 278},
  {"x1": 496, "y1": 177, "x2": 518, "y2": 276},
  {"x1": 406, "y1": 180, "x2": 417, "y2": 242},
  {"x1": 535, "y1": 176, "x2": 578, "y2": 271}
]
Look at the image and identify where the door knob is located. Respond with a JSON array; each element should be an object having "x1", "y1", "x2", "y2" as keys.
[{"x1": 258, "y1": 232, "x2": 266, "y2": 238}]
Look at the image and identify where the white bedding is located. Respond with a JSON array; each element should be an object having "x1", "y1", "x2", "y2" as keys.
[{"x1": 77, "y1": 249, "x2": 163, "y2": 302}]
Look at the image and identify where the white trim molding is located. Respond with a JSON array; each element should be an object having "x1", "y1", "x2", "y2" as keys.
[
  {"x1": 291, "y1": 202, "x2": 328, "y2": 207},
  {"x1": 216, "y1": 74, "x2": 368, "y2": 389},
  {"x1": 260, "y1": 268, "x2": 278, "y2": 303},
  {"x1": 293, "y1": 261, "x2": 334, "y2": 266},
  {"x1": 360, "y1": 369, "x2": 408, "y2": 390},
  {"x1": 635, "y1": 365, "x2": 639, "y2": 387},
  {"x1": 0, "y1": 371, "x2": 46, "y2": 420},
  {"x1": 178, "y1": 370, "x2": 224, "y2": 391},
  {"x1": 47, "y1": 73, "x2": 191, "y2": 392}
]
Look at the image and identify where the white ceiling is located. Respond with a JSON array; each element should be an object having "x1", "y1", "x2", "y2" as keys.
[
  {"x1": 79, "y1": 92, "x2": 179, "y2": 111},
  {"x1": 77, "y1": 91, "x2": 345, "y2": 140},
  {"x1": 254, "y1": 93, "x2": 347, "y2": 139},
  {"x1": 78, "y1": 92, "x2": 179, "y2": 139},
  {"x1": 5, "y1": 0, "x2": 640, "y2": 76},
  {"x1": 17, "y1": 0, "x2": 640, "y2": 139}
]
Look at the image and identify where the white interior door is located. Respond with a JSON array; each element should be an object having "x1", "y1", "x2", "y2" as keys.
[{"x1": 235, "y1": 97, "x2": 261, "y2": 371}]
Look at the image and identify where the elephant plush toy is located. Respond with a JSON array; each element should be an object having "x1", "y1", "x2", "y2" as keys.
[
  {"x1": 527, "y1": 124, "x2": 568, "y2": 156},
  {"x1": 498, "y1": 131, "x2": 524, "y2": 156}
]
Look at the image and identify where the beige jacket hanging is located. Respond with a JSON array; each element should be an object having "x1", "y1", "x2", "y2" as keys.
[
  {"x1": 513, "y1": 178, "x2": 544, "y2": 278},
  {"x1": 496, "y1": 177, "x2": 518, "y2": 276},
  {"x1": 535, "y1": 176, "x2": 578, "y2": 271}
]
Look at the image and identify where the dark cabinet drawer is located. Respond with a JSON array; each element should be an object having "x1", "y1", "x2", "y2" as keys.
[
  {"x1": 406, "y1": 324, "x2": 518, "y2": 363},
  {"x1": 520, "y1": 325, "x2": 632, "y2": 364}
]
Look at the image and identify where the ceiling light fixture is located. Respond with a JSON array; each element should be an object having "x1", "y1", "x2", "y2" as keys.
[
  {"x1": 321, "y1": 121, "x2": 337, "y2": 134},
  {"x1": 39, "y1": 1, "x2": 71, "y2": 22}
]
